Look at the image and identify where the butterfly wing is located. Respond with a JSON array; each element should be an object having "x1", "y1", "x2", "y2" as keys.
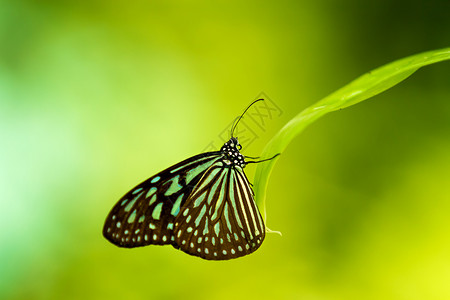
[
  {"x1": 103, "y1": 152, "x2": 223, "y2": 248},
  {"x1": 173, "y1": 162, "x2": 265, "y2": 260}
]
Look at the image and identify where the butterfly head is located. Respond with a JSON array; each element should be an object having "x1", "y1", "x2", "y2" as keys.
[{"x1": 220, "y1": 137, "x2": 246, "y2": 168}]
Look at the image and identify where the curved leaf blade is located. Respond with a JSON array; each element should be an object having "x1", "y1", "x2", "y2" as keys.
[{"x1": 254, "y1": 47, "x2": 450, "y2": 221}]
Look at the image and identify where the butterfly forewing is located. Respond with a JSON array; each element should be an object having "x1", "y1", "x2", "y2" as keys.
[
  {"x1": 173, "y1": 162, "x2": 265, "y2": 260},
  {"x1": 103, "y1": 152, "x2": 223, "y2": 248}
]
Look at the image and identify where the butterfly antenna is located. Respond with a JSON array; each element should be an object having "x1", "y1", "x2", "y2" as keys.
[{"x1": 230, "y1": 98, "x2": 264, "y2": 138}]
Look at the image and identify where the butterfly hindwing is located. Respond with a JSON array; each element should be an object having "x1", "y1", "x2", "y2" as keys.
[
  {"x1": 173, "y1": 161, "x2": 265, "y2": 260},
  {"x1": 102, "y1": 152, "x2": 223, "y2": 248}
]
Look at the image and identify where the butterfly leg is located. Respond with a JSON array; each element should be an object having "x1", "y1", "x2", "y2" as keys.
[
  {"x1": 244, "y1": 155, "x2": 260, "y2": 159},
  {"x1": 245, "y1": 153, "x2": 280, "y2": 165}
]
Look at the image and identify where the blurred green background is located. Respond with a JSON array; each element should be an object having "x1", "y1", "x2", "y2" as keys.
[{"x1": 1, "y1": 0, "x2": 450, "y2": 299}]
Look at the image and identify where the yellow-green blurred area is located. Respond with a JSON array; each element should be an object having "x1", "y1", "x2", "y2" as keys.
[{"x1": 1, "y1": 0, "x2": 450, "y2": 299}]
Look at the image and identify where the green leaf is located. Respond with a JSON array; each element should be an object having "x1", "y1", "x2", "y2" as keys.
[{"x1": 254, "y1": 47, "x2": 450, "y2": 221}]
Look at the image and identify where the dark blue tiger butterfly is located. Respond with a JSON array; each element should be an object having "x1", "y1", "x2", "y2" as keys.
[{"x1": 103, "y1": 99, "x2": 278, "y2": 260}]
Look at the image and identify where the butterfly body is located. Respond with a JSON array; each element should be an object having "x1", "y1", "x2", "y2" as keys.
[{"x1": 103, "y1": 137, "x2": 266, "y2": 260}]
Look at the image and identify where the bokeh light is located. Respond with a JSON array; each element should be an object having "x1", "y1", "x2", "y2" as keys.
[{"x1": 1, "y1": 1, "x2": 449, "y2": 299}]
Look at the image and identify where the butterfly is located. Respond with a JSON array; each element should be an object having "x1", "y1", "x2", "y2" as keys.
[{"x1": 103, "y1": 99, "x2": 278, "y2": 260}]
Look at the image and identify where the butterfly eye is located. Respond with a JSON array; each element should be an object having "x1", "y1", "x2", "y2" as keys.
[{"x1": 238, "y1": 144, "x2": 242, "y2": 150}]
